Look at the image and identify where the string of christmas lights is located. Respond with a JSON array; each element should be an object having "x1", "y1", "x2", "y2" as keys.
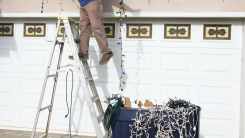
[
  {"x1": 41, "y1": 0, "x2": 44, "y2": 13},
  {"x1": 167, "y1": 97, "x2": 190, "y2": 109},
  {"x1": 129, "y1": 104, "x2": 199, "y2": 138},
  {"x1": 117, "y1": 0, "x2": 127, "y2": 91}
]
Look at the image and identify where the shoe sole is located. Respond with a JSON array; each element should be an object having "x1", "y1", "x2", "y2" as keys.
[{"x1": 99, "y1": 52, "x2": 114, "y2": 65}]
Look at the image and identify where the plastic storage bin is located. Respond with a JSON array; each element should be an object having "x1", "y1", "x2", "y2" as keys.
[{"x1": 112, "y1": 106, "x2": 201, "y2": 138}]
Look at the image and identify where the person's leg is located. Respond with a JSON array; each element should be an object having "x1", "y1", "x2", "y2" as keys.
[
  {"x1": 79, "y1": 5, "x2": 91, "y2": 54},
  {"x1": 84, "y1": 0, "x2": 111, "y2": 54}
]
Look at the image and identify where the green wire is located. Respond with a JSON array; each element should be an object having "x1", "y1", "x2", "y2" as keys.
[
  {"x1": 65, "y1": 69, "x2": 73, "y2": 138},
  {"x1": 103, "y1": 95, "x2": 123, "y2": 136}
]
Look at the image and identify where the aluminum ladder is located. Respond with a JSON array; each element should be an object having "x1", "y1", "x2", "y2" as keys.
[{"x1": 31, "y1": 16, "x2": 110, "y2": 138}]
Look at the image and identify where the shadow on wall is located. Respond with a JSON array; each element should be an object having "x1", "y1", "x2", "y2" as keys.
[
  {"x1": 135, "y1": 40, "x2": 144, "y2": 98},
  {"x1": 70, "y1": 81, "x2": 85, "y2": 133},
  {"x1": 46, "y1": 0, "x2": 80, "y2": 14},
  {"x1": 0, "y1": 24, "x2": 18, "y2": 58},
  {"x1": 0, "y1": 2, "x2": 18, "y2": 59},
  {"x1": 89, "y1": 46, "x2": 110, "y2": 96},
  {"x1": 70, "y1": 46, "x2": 110, "y2": 133}
]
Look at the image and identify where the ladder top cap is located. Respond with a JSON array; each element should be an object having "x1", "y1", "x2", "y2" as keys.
[
  {"x1": 57, "y1": 16, "x2": 69, "y2": 20},
  {"x1": 57, "y1": 16, "x2": 75, "y2": 23}
]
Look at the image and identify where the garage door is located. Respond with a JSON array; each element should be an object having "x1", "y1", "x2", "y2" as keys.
[{"x1": 0, "y1": 18, "x2": 242, "y2": 138}]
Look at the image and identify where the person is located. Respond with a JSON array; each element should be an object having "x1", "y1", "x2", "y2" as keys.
[{"x1": 69, "y1": 0, "x2": 113, "y2": 65}]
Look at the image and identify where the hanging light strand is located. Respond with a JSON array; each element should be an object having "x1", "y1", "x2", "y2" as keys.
[
  {"x1": 118, "y1": 0, "x2": 127, "y2": 91},
  {"x1": 41, "y1": 0, "x2": 44, "y2": 13}
]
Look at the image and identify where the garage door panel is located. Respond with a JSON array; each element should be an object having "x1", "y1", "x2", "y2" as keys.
[
  {"x1": 200, "y1": 54, "x2": 232, "y2": 74},
  {"x1": 199, "y1": 49, "x2": 241, "y2": 81},
  {"x1": 0, "y1": 49, "x2": 15, "y2": 66},
  {"x1": 200, "y1": 113, "x2": 239, "y2": 138},
  {"x1": 0, "y1": 105, "x2": 14, "y2": 126},
  {"x1": 199, "y1": 82, "x2": 240, "y2": 114},
  {"x1": 156, "y1": 48, "x2": 241, "y2": 81},
  {"x1": 161, "y1": 52, "x2": 193, "y2": 74},
  {"x1": 122, "y1": 83, "x2": 153, "y2": 100},
  {"x1": 20, "y1": 106, "x2": 48, "y2": 128},
  {"x1": 157, "y1": 79, "x2": 239, "y2": 114},
  {"x1": 160, "y1": 84, "x2": 192, "y2": 102},
  {"x1": 50, "y1": 108, "x2": 88, "y2": 131},
  {"x1": 0, "y1": 101, "x2": 22, "y2": 127},
  {"x1": 0, "y1": 77, "x2": 14, "y2": 94}
]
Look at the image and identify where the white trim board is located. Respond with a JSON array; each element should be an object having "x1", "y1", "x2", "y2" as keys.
[
  {"x1": 1, "y1": 12, "x2": 245, "y2": 18},
  {"x1": 241, "y1": 18, "x2": 245, "y2": 138}
]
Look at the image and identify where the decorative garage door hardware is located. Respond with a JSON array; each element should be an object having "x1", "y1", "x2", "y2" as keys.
[
  {"x1": 0, "y1": 26, "x2": 10, "y2": 33},
  {"x1": 0, "y1": 23, "x2": 14, "y2": 36},
  {"x1": 127, "y1": 24, "x2": 152, "y2": 38},
  {"x1": 168, "y1": 28, "x2": 186, "y2": 35},
  {"x1": 57, "y1": 23, "x2": 115, "y2": 38},
  {"x1": 131, "y1": 27, "x2": 149, "y2": 34},
  {"x1": 130, "y1": 105, "x2": 200, "y2": 138},
  {"x1": 203, "y1": 24, "x2": 231, "y2": 40},
  {"x1": 23, "y1": 23, "x2": 46, "y2": 37},
  {"x1": 31, "y1": 16, "x2": 110, "y2": 138},
  {"x1": 27, "y1": 27, "x2": 42, "y2": 33},
  {"x1": 57, "y1": 23, "x2": 79, "y2": 37},
  {"x1": 208, "y1": 29, "x2": 226, "y2": 35},
  {"x1": 164, "y1": 24, "x2": 191, "y2": 39}
]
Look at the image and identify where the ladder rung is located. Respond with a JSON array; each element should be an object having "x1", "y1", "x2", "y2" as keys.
[
  {"x1": 48, "y1": 74, "x2": 57, "y2": 78},
  {"x1": 60, "y1": 64, "x2": 74, "y2": 68},
  {"x1": 40, "y1": 104, "x2": 52, "y2": 112},
  {"x1": 91, "y1": 96, "x2": 99, "y2": 102},
  {"x1": 39, "y1": 134, "x2": 47, "y2": 138},
  {"x1": 85, "y1": 77, "x2": 93, "y2": 81},
  {"x1": 57, "y1": 16, "x2": 69, "y2": 20},
  {"x1": 56, "y1": 41, "x2": 64, "y2": 44},
  {"x1": 97, "y1": 114, "x2": 104, "y2": 123},
  {"x1": 49, "y1": 68, "x2": 76, "y2": 72}
]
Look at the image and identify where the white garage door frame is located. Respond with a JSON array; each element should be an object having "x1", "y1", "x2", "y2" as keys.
[{"x1": 241, "y1": 18, "x2": 245, "y2": 138}]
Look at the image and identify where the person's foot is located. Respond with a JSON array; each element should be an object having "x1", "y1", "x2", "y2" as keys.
[
  {"x1": 99, "y1": 51, "x2": 114, "y2": 65},
  {"x1": 68, "y1": 53, "x2": 89, "y2": 60}
]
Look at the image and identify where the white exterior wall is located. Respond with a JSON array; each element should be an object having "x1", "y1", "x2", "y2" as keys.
[{"x1": 0, "y1": 17, "x2": 243, "y2": 138}]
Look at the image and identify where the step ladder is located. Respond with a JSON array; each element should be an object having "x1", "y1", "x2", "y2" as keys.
[{"x1": 31, "y1": 16, "x2": 110, "y2": 138}]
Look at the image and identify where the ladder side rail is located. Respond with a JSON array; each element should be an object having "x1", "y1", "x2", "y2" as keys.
[
  {"x1": 82, "y1": 61, "x2": 103, "y2": 113},
  {"x1": 31, "y1": 19, "x2": 62, "y2": 138},
  {"x1": 63, "y1": 19, "x2": 104, "y2": 138},
  {"x1": 82, "y1": 60, "x2": 92, "y2": 78},
  {"x1": 82, "y1": 60, "x2": 105, "y2": 116},
  {"x1": 82, "y1": 60, "x2": 110, "y2": 99},
  {"x1": 82, "y1": 60, "x2": 108, "y2": 133},
  {"x1": 83, "y1": 86, "x2": 104, "y2": 138},
  {"x1": 45, "y1": 42, "x2": 65, "y2": 134},
  {"x1": 89, "y1": 81, "x2": 103, "y2": 114}
]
